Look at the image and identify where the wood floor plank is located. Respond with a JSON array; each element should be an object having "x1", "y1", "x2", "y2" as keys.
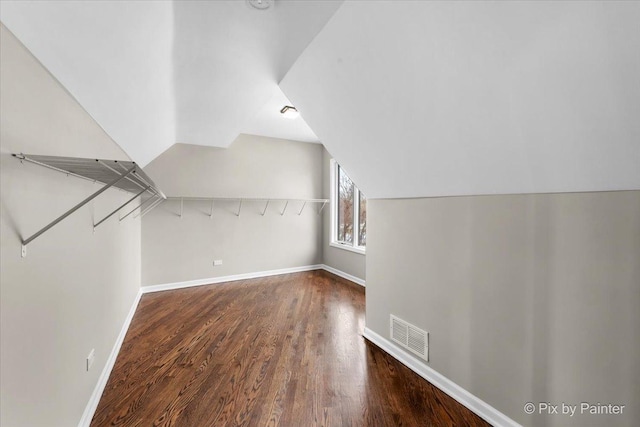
[{"x1": 91, "y1": 271, "x2": 491, "y2": 426}]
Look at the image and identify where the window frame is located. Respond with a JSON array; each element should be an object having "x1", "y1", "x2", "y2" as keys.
[{"x1": 330, "y1": 159, "x2": 366, "y2": 255}]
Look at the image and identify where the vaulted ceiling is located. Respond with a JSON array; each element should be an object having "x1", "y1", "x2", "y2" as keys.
[
  {"x1": 0, "y1": 0, "x2": 337, "y2": 165},
  {"x1": 2, "y1": 1, "x2": 639, "y2": 199},
  {"x1": 281, "y1": 1, "x2": 640, "y2": 198}
]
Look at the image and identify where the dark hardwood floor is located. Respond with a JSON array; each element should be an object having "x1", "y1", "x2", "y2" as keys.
[{"x1": 91, "y1": 271, "x2": 490, "y2": 427}]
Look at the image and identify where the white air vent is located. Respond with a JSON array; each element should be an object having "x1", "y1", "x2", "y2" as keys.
[{"x1": 390, "y1": 314, "x2": 428, "y2": 361}]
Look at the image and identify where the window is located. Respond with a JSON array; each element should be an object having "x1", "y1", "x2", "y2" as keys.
[{"x1": 331, "y1": 159, "x2": 366, "y2": 253}]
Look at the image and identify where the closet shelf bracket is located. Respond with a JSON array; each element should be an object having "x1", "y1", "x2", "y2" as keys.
[
  {"x1": 121, "y1": 195, "x2": 158, "y2": 222},
  {"x1": 94, "y1": 185, "x2": 150, "y2": 230},
  {"x1": 21, "y1": 164, "x2": 136, "y2": 254},
  {"x1": 297, "y1": 201, "x2": 307, "y2": 215},
  {"x1": 261, "y1": 200, "x2": 270, "y2": 216},
  {"x1": 13, "y1": 153, "x2": 165, "y2": 257},
  {"x1": 161, "y1": 197, "x2": 328, "y2": 218},
  {"x1": 138, "y1": 197, "x2": 165, "y2": 218},
  {"x1": 280, "y1": 200, "x2": 289, "y2": 216}
]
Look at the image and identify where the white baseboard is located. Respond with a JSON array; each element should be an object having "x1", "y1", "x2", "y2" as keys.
[
  {"x1": 321, "y1": 264, "x2": 365, "y2": 287},
  {"x1": 78, "y1": 289, "x2": 143, "y2": 427},
  {"x1": 363, "y1": 327, "x2": 521, "y2": 427},
  {"x1": 142, "y1": 264, "x2": 324, "y2": 293}
]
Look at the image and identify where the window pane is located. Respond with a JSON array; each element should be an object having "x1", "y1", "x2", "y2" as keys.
[
  {"x1": 337, "y1": 166, "x2": 354, "y2": 244},
  {"x1": 358, "y1": 191, "x2": 366, "y2": 246}
]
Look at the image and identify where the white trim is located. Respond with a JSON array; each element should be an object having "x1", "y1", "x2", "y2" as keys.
[
  {"x1": 330, "y1": 158, "x2": 367, "y2": 253},
  {"x1": 353, "y1": 185, "x2": 361, "y2": 246},
  {"x1": 321, "y1": 264, "x2": 365, "y2": 287},
  {"x1": 143, "y1": 264, "x2": 365, "y2": 293},
  {"x1": 362, "y1": 327, "x2": 521, "y2": 427},
  {"x1": 78, "y1": 289, "x2": 143, "y2": 427},
  {"x1": 142, "y1": 265, "x2": 323, "y2": 293},
  {"x1": 329, "y1": 241, "x2": 366, "y2": 255},
  {"x1": 330, "y1": 158, "x2": 338, "y2": 240}
]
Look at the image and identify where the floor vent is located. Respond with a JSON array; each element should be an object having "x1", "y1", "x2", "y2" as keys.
[{"x1": 390, "y1": 314, "x2": 428, "y2": 361}]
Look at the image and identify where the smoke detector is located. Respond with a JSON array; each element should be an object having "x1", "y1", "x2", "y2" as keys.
[{"x1": 247, "y1": 0, "x2": 273, "y2": 10}]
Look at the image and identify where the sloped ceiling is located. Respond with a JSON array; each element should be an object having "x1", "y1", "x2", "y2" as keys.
[
  {"x1": 1, "y1": 0, "x2": 175, "y2": 167},
  {"x1": 171, "y1": 0, "x2": 334, "y2": 149},
  {"x1": 3, "y1": 1, "x2": 639, "y2": 199},
  {"x1": 0, "y1": 0, "x2": 341, "y2": 166},
  {"x1": 281, "y1": 1, "x2": 640, "y2": 198}
]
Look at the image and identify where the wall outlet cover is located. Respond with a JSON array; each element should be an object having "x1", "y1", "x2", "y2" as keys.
[
  {"x1": 213, "y1": 260, "x2": 223, "y2": 266},
  {"x1": 87, "y1": 349, "x2": 95, "y2": 371}
]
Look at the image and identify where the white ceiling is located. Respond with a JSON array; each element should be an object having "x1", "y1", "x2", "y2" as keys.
[
  {"x1": 171, "y1": 0, "x2": 336, "y2": 149},
  {"x1": 0, "y1": 0, "x2": 341, "y2": 166},
  {"x1": 3, "y1": 1, "x2": 639, "y2": 199},
  {"x1": 281, "y1": 1, "x2": 640, "y2": 198},
  {"x1": 0, "y1": 0, "x2": 175, "y2": 167}
]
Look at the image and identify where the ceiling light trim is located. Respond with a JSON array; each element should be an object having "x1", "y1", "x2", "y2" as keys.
[
  {"x1": 246, "y1": 0, "x2": 273, "y2": 11},
  {"x1": 280, "y1": 105, "x2": 300, "y2": 119}
]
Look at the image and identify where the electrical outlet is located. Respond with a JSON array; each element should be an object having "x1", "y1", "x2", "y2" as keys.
[
  {"x1": 213, "y1": 260, "x2": 223, "y2": 266},
  {"x1": 87, "y1": 349, "x2": 95, "y2": 371}
]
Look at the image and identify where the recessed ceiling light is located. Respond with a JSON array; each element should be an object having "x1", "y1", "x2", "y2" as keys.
[
  {"x1": 247, "y1": 0, "x2": 272, "y2": 11},
  {"x1": 280, "y1": 105, "x2": 299, "y2": 119}
]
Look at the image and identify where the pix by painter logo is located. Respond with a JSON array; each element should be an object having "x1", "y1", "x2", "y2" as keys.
[
  {"x1": 524, "y1": 402, "x2": 626, "y2": 417},
  {"x1": 524, "y1": 402, "x2": 578, "y2": 416}
]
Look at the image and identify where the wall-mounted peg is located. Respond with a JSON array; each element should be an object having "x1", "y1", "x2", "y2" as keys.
[
  {"x1": 261, "y1": 200, "x2": 270, "y2": 216},
  {"x1": 297, "y1": 201, "x2": 307, "y2": 215}
]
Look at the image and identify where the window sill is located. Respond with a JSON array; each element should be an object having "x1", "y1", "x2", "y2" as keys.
[{"x1": 330, "y1": 241, "x2": 366, "y2": 255}]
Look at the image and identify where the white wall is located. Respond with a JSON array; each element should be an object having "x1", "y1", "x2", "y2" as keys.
[
  {"x1": 367, "y1": 191, "x2": 640, "y2": 426},
  {"x1": 321, "y1": 148, "x2": 365, "y2": 281},
  {"x1": 0, "y1": 25, "x2": 141, "y2": 427},
  {"x1": 141, "y1": 135, "x2": 324, "y2": 286}
]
